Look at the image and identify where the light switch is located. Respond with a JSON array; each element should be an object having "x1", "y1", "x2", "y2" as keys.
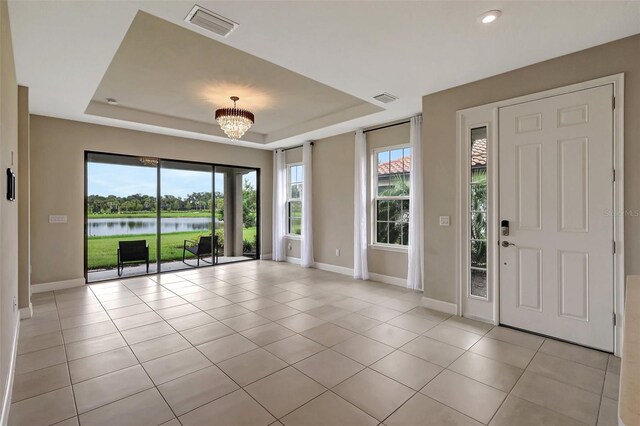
[
  {"x1": 439, "y1": 216, "x2": 450, "y2": 226},
  {"x1": 49, "y1": 215, "x2": 67, "y2": 224}
]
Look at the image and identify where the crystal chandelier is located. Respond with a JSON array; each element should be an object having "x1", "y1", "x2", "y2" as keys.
[{"x1": 215, "y1": 96, "x2": 255, "y2": 141}]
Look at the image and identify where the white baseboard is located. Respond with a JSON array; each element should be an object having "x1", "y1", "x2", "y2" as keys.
[
  {"x1": 369, "y1": 272, "x2": 406, "y2": 288},
  {"x1": 19, "y1": 303, "x2": 33, "y2": 319},
  {"x1": 422, "y1": 296, "x2": 458, "y2": 315},
  {"x1": 260, "y1": 253, "x2": 272, "y2": 260},
  {"x1": 1, "y1": 313, "x2": 20, "y2": 425},
  {"x1": 32, "y1": 278, "x2": 85, "y2": 293},
  {"x1": 312, "y1": 262, "x2": 354, "y2": 277},
  {"x1": 286, "y1": 257, "x2": 301, "y2": 265}
]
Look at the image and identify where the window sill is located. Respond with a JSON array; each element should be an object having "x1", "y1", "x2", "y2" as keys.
[
  {"x1": 285, "y1": 234, "x2": 302, "y2": 240},
  {"x1": 369, "y1": 244, "x2": 408, "y2": 254}
]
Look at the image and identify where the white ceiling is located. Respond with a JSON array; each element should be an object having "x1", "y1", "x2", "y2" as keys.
[{"x1": 8, "y1": 0, "x2": 640, "y2": 150}]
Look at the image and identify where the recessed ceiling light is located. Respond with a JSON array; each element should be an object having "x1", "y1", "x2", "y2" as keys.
[
  {"x1": 479, "y1": 10, "x2": 502, "y2": 24},
  {"x1": 106, "y1": 98, "x2": 118, "y2": 105}
]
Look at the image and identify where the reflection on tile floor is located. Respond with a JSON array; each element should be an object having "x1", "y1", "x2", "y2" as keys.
[{"x1": 11, "y1": 261, "x2": 619, "y2": 425}]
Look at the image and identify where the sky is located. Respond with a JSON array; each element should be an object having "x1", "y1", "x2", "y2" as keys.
[{"x1": 88, "y1": 163, "x2": 257, "y2": 198}]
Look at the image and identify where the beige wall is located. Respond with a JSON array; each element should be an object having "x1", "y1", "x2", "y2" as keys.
[
  {"x1": 0, "y1": 0, "x2": 19, "y2": 413},
  {"x1": 423, "y1": 33, "x2": 640, "y2": 304},
  {"x1": 29, "y1": 116, "x2": 273, "y2": 286},
  {"x1": 17, "y1": 86, "x2": 29, "y2": 310}
]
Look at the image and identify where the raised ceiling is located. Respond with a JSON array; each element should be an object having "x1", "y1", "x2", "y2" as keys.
[
  {"x1": 86, "y1": 11, "x2": 382, "y2": 144},
  {"x1": 7, "y1": 1, "x2": 640, "y2": 149}
]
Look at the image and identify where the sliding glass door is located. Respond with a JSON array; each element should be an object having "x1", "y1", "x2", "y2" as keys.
[{"x1": 85, "y1": 152, "x2": 260, "y2": 282}]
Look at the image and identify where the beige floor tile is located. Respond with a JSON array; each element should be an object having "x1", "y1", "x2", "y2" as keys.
[
  {"x1": 62, "y1": 321, "x2": 118, "y2": 344},
  {"x1": 285, "y1": 297, "x2": 327, "y2": 311},
  {"x1": 331, "y1": 313, "x2": 381, "y2": 333},
  {"x1": 607, "y1": 355, "x2": 621, "y2": 375},
  {"x1": 486, "y1": 326, "x2": 545, "y2": 351},
  {"x1": 219, "y1": 348, "x2": 288, "y2": 386},
  {"x1": 539, "y1": 339, "x2": 609, "y2": 370},
  {"x1": 224, "y1": 291, "x2": 261, "y2": 303},
  {"x1": 65, "y1": 332, "x2": 127, "y2": 361},
  {"x1": 448, "y1": 351, "x2": 523, "y2": 392},
  {"x1": 145, "y1": 296, "x2": 188, "y2": 310},
  {"x1": 166, "y1": 311, "x2": 216, "y2": 331},
  {"x1": 278, "y1": 313, "x2": 327, "y2": 333},
  {"x1": 528, "y1": 352, "x2": 605, "y2": 394},
  {"x1": 9, "y1": 386, "x2": 77, "y2": 426},
  {"x1": 113, "y1": 311, "x2": 163, "y2": 331},
  {"x1": 357, "y1": 305, "x2": 402, "y2": 322},
  {"x1": 282, "y1": 391, "x2": 378, "y2": 426},
  {"x1": 143, "y1": 347, "x2": 212, "y2": 385},
  {"x1": 54, "y1": 416, "x2": 80, "y2": 426},
  {"x1": 303, "y1": 305, "x2": 350, "y2": 322},
  {"x1": 268, "y1": 290, "x2": 305, "y2": 304},
  {"x1": 385, "y1": 392, "x2": 481, "y2": 426},
  {"x1": 442, "y1": 316, "x2": 493, "y2": 335},
  {"x1": 295, "y1": 349, "x2": 364, "y2": 388},
  {"x1": 387, "y1": 314, "x2": 439, "y2": 334},
  {"x1": 371, "y1": 350, "x2": 442, "y2": 391},
  {"x1": 18, "y1": 331, "x2": 63, "y2": 355},
  {"x1": 192, "y1": 296, "x2": 234, "y2": 310},
  {"x1": 139, "y1": 290, "x2": 177, "y2": 302},
  {"x1": 333, "y1": 368, "x2": 414, "y2": 421},
  {"x1": 101, "y1": 296, "x2": 144, "y2": 310},
  {"x1": 57, "y1": 303, "x2": 105, "y2": 319},
  {"x1": 181, "y1": 321, "x2": 235, "y2": 345},
  {"x1": 332, "y1": 297, "x2": 372, "y2": 312},
  {"x1": 16, "y1": 345, "x2": 67, "y2": 375},
  {"x1": 12, "y1": 363, "x2": 71, "y2": 402},
  {"x1": 424, "y1": 324, "x2": 482, "y2": 350},
  {"x1": 469, "y1": 337, "x2": 535, "y2": 369},
  {"x1": 597, "y1": 397, "x2": 618, "y2": 426},
  {"x1": 603, "y1": 372, "x2": 620, "y2": 400},
  {"x1": 246, "y1": 367, "x2": 326, "y2": 418},
  {"x1": 301, "y1": 323, "x2": 356, "y2": 347},
  {"x1": 155, "y1": 303, "x2": 200, "y2": 320},
  {"x1": 332, "y1": 335, "x2": 394, "y2": 366},
  {"x1": 238, "y1": 297, "x2": 280, "y2": 311},
  {"x1": 179, "y1": 389, "x2": 275, "y2": 426},
  {"x1": 256, "y1": 304, "x2": 301, "y2": 321},
  {"x1": 206, "y1": 303, "x2": 252, "y2": 320},
  {"x1": 400, "y1": 336, "x2": 464, "y2": 367},
  {"x1": 78, "y1": 388, "x2": 174, "y2": 426},
  {"x1": 120, "y1": 321, "x2": 175, "y2": 345},
  {"x1": 106, "y1": 303, "x2": 152, "y2": 320},
  {"x1": 241, "y1": 322, "x2": 296, "y2": 346},
  {"x1": 130, "y1": 332, "x2": 191, "y2": 362},
  {"x1": 197, "y1": 333, "x2": 259, "y2": 363},
  {"x1": 222, "y1": 312, "x2": 272, "y2": 331},
  {"x1": 69, "y1": 346, "x2": 138, "y2": 383},
  {"x1": 489, "y1": 395, "x2": 587, "y2": 426},
  {"x1": 364, "y1": 323, "x2": 418, "y2": 348},
  {"x1": 159, "y1": 365, "x2": 239, "y2": 416},
  {"x1": 265, "y1": 334, "x2": 325, "y2": 364},
  {"x1": 421, "y1": 370, "x2": 506, "y2": 424},
  {"x1": 511, "y1": 371, "x2": 601, "y2": 425},
  {"x1": 73, "y1": 365, "x2": 153, "y2": 414}
]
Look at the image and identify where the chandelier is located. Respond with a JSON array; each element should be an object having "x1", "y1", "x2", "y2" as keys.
[{"x1": 215, "y1": 96, "x2": 255, "y2": 141}]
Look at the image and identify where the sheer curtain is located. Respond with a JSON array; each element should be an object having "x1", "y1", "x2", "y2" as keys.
[
  {"x1": 301, "y1": 142, "x2": 314, "y2": 267},
  {"x1": 407, "y1": 115, "x2": 424, "y2": 290},
  {"x1": 354, "y1": 129, "x2": 369, "y2": 280},
  {"x1": 272, "y1": 149, "x2": 287, "y2": 261}
]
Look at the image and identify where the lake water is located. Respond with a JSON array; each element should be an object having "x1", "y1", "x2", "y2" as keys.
[{"x1": 88, "y1": 217, "x2": 222, "y2": 237}]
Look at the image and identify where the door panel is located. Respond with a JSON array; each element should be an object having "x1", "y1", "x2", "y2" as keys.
[{"x1": 499, "y1": 84, "x2": 614, "y2": 351}]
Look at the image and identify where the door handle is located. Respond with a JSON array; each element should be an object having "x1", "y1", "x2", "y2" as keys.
[{"x1": 501, "y1": 241, "x2": 515, "y2": 248}]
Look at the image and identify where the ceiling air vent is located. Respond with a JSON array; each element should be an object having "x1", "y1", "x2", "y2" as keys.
[
  {"x1": 185, "y1": 5, "x2": 238, "y2": 38},
  {"x1": 373, "y1": 93, "x2": 398, "y2": 104}
]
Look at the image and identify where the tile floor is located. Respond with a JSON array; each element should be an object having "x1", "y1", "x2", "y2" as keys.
[{"x1": 10, "y1": 261, "x2": 620, "y2": 426}]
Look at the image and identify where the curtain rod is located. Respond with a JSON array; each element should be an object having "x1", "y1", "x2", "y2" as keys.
[
  {"x1": 280, "y1": 142, "x2": 314, "y2": 152},
  {"x1": 363, "y1": 120, "x2": 410, "y2": 134}
]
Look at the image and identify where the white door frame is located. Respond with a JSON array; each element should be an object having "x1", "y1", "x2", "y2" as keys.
[{"x1": 456, "y1": 73, "x2": 625, "y2": 355}]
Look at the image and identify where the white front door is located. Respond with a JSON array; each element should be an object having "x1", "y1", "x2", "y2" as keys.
[{"x1": 499, "y1": 84, "x2": 614, "y2": 351}]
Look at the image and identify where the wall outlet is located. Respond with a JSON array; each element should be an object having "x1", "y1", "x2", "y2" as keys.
[
  {"x1": 336, "y1": 249, "x2": 340, "y2": 256},
  {"x1": 12, "y1": 296, "x2": 17, "y2": 312},
  {"x1": 288, "y1": 242, "x2": 292, "y2": 251},
  {"x1": 49, "y1": 215, "x2": 67, "y2": 224},
  {"x1": 439, "y1": 216, "x2": 450, "y2": 226}
]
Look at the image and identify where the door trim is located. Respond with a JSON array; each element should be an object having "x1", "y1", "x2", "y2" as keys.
[{"x1": 456, "y1": 73, "x2": 624, "y2": 355}]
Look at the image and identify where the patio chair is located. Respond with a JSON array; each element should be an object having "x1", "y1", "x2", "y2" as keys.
[
  {"x1": 117, "y1": 240, "x2": 149, "y2": 276},
  {"x1": 183, "y1": 235, "x2": 219, "y2": 267}
]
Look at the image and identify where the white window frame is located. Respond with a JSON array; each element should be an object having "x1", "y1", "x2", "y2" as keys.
[
  {"x1": 370, "y1": 144, "x2": 411, "y2": 252},
  {"x1": 286, "y1": 163, "x2": 303, "y2": 238}
]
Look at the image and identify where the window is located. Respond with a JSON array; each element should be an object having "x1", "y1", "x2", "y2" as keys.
[
  {"x1": 470, "y1": 127, "x2": 488, "y2": 298},
  {"x1": 374, "y1": 146, "x2": 411, "y2": 246},
  {"x1": 287, "y1": 164, "x2": 303, "y2": 235}
]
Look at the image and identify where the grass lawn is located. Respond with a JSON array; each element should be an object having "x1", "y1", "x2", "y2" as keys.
[
  {"x1": 88, "y1": 227, "x2": 257, "y2": 270},
  {"x1": 88, "y1": 211, "x2": 213, "y2": 219}
]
